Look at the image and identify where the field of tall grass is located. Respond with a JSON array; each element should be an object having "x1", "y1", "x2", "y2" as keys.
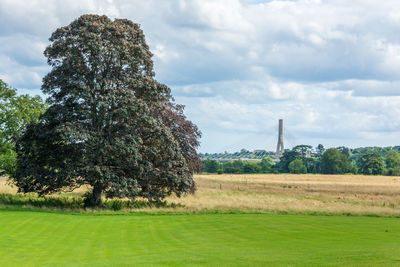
[
  {"x1": 168, "y1": 174, "x2": 400, "y2": 216},
  {"x1": 1, "y1": 174, "x2": 400, "y2": 216}
]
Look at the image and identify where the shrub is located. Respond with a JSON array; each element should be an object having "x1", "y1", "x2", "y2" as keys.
[
  {"x1": 0, "y1": 193, "x2": 181, "y2": 210},
  {"x1": 0, "y1": 193, "x2": 83, "y2": 209}
]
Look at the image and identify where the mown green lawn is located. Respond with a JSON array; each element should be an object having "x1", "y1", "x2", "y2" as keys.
[{"x1": 0, "y1": 210, "x2": 399, "y2": 266}]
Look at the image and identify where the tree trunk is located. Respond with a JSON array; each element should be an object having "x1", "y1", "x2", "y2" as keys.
[{"x1": 92, "y1": 183, "x2": 103, "y2": 207}]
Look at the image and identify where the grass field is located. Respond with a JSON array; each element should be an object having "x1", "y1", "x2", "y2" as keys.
[
  {"x1": 1, "y1": 174, "x2": 400, "y2": 266},
  {"x1": 1, "y1": 210, "x2": 400, "y2": 266},
  {"x1": 167, "y1": 174, "x2": 400, "y2": 216},
  {"x1": 2, "y1": 174, "x2": 400, "y2": 215}
]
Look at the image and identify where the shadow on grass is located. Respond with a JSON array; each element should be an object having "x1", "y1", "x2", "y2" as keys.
[{"x1": 0, "y1": 193, "x2": 182, "y2": 211}]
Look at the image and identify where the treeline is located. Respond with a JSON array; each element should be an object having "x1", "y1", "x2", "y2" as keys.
[
  {"x1": 203, "y1": 158, "x2": 276, "y2": 174},
  {"x1": 201, "y1": 149, "x2": 274, "y2": 160},
  {"x1": 202, "y1": 145, "x2": 400, "y2": 176}
]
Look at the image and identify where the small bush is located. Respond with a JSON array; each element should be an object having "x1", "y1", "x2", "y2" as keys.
[
  {"x1": 104, "y1": 199, "x2": 124, "y2": 211},
  {"x1": 83, "y1": 192, "x2": 97, "y2": 208}
]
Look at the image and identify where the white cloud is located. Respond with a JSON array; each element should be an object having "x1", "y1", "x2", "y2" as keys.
[
  {"x1": 1, "y1": 0, "x2": 400, "y2": 152},
  {"x1": 173, "y1": 76, "x2": 400, "y2": 152}
]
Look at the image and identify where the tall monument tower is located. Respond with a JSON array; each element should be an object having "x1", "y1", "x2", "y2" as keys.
[{"x1": 276, "y1": 119, "x2": 284, "y2": 155}]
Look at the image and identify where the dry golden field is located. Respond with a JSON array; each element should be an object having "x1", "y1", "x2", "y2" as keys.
[
  {"x1": 2, "y1": 174, "x2": 400, "y2": 215},
  {"x1": 168, "y1": 174, "x2": 400, "y2": 215}
]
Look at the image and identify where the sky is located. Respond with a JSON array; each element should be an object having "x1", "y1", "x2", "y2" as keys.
[{"x1": 1, "y1": 0, "x2": 400, "y2": 153}]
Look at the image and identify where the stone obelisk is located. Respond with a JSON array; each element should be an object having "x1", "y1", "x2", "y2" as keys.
[{"x1": 276, "y1": 119, "x2": 284, "y2": 155}]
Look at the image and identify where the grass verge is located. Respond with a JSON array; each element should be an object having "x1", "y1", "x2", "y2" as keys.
[{"x1": 0, "y1": 193, "x2": 182, "y2": 211}]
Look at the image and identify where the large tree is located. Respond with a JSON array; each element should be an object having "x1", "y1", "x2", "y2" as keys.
[
  {"x1": 358, "y1": 151, "x2": 385, "y2": 175},
  {"x1": 278, "y1": 150, "x2": 300, "y2": 172},
  {"x1": 0, "y1": 80, "x2": 47, "y2": 176},
  {"x1": 320, "y1": 148, "x2": 351, "y2": 174},
  {"x1": 14, "y1": 15, "x2": 198, "y2": 206},
  {"x1": 278, "y1": 145, "x2": 315, "y2": 173}
]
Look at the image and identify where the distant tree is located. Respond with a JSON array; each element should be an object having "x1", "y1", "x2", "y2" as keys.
[
  {"x1": 278, "y1": 150, "x2": 300, "y2": 172},
  {"x1": 279, "y1": 145, "x2": 313, "y2": 173},
  {"x1": 258, "y1": 156, "x2": 274, "y2": 173},
  {"x1": 232, "y1": 160, "x2": 244, "y2": 173},
  {"x1": 385, "y1": 150, "x2": 400, "y2": 168},
  {"x1": 0, "y1": 80, "x2": 47, "y2": 176},
  {"x1": 385, "y1": 150, "x2": 400, "y2": 176},
  {"x1": 336, "y1": 146, "x2": 351, "y2": 158},
  {"x1": 242, "y1": 163, "x2": 253, "y2": 173},
  {"x1": 222, "y1": 161, "x2": 235, "y2": 173},
  {"x1": 311, "y1": 145, "x2": 325, "y2": 173},
  {"x1": 203, "y1": 159, "x2": 219, "y2": 173},
  {"x1": 316, "y1": 144, "x2": 325, "y2": 156},
  {"x1": 312, "y1": 164, "x2": 317, "y2": 174},
  {"x1": 350, "y1": 160, "x2": 358, "y2": 174},
  {"x1": 293, "y1": 145, "x2": 313, "y2": 158},
  {"x1": 302, "y1": 157, "x2": 317, "y2": 173},
  {"x1": 14, "y1": 15, "x2": 196, "y2": 206},
  {"x1": 320, "y1": 148, "x2": 351, "y2": 174},
  {"x1": 288, "y1": 159, "x2": 307, "y2": 174},
  {"x1": 242, "y1": 162, "x2": 261, "y2": 173},
  {"x1": 358, "y1": 151, "x2": 385, "y2": 175}
]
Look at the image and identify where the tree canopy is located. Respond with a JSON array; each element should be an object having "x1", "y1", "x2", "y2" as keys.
[
  {"x1": 320, "y1": 148, "x2": 351, "y2": 174},
  {"x1": 159, "y1": 101, "x2": 202, "y2": 173},
  {"x1": 385, "y1": 150, "x2": 400, "y2": 175},
  {"x1": 385, "y1": 150, "x2": 400, "y2": 169},
  {"x1": 13, "y1": 15, "x2": 199, "y2": 206},
  {"x1": 278, "y1": 145, "x2": 316, "y2": 173},
  {"x1": 358, "y1": 151, "x2": 385, "y2": 175},
  {"x1": 0, "y1": 80, "x2": 47, "y2": 176}
]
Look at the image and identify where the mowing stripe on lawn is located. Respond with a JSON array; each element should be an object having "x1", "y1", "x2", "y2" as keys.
[{"x1": 1, "y1": 210, "x2": 400, "y2": 266}]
